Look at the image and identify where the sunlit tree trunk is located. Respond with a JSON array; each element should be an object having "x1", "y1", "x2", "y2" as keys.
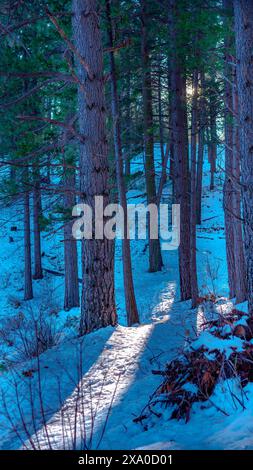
[{"x1": 72, "y1": 0, "x2": 117, "y2": 334}]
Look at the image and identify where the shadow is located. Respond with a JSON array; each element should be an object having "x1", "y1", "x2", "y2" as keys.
[{"x1": 0, "y1": 326, "x2": 114, "y2": 450}]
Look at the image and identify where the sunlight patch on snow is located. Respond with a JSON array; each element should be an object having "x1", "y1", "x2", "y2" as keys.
[
  {"x1": 26, "y1": 281, "x2": 177, "y2": 450},
  {"x1": 150, "y1": 281, "x2": 176, "y2": 322},
  {"x1": 28, "y1": 323, "x2": 154, "y2": 449}
]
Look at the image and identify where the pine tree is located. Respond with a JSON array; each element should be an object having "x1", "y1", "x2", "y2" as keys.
[
  {"x1": 105, "y1": 0, "x2": 139, "y2": 326},
  {"x1": 233, "y1": 0, "x2": 253, "y2": 313},
  {"x1": 72, "y1": 0, "x2": 117, "y2": 334}
]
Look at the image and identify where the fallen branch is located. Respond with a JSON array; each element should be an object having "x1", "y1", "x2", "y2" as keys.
[{"x1": 43, "y1": 267, "x2": 82, "y2": 284}]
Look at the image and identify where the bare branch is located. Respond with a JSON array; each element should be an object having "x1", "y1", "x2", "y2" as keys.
[{"x1": 45, "y1": 7, "x2": 93, "y2": 80}]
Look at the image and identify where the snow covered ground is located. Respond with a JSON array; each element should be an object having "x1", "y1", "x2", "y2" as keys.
[{"x1": 1, "y1": 146, "x2": 253, "y2": 450}]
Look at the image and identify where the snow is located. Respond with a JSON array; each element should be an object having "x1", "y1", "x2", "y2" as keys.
[
  {"x1": 1, "y1": 145, "x2": 253, "y2": 450},
  {"x1": 234, "y1": 301, "x2": 248, "y2": 314},
  {"x1": 191, "y1": 331, "x2": 244, "y2": 358},
  {"x1": 234, "y1": 316, "x2": 248, "y2": 327},
  {"x1": 182, "y1": 383, "x2": 199, "y2": 394}
]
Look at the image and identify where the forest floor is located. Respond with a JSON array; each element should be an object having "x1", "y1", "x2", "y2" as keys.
[{"x1": 0, "y1": 146, "x2": 253, "y2": 450}]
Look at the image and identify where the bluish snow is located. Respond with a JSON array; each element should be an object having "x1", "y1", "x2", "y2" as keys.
[{"x1": 0, "y1": 146, "x2": 253, "y2": 450}]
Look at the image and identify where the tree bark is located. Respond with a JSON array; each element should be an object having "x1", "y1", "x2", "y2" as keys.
[
  {"x1": 190, "y1": 70, "x2": 199, "y2": 307},
  {"x1": 63, "y1": 169, "x2": 80, "y2": 310},
  {"x1": 232, "y1": 74, "x2": 247, "y2": 302},
  {"x1": 141, "y1": 0, "x2": 163, "y2": 273},
  {"x1": 168, "y1": 0, "x2": 191, "y2": 300},
  {"x1": 196, "y1": 72, "x2": 205, "y2": 225},
  {"x1": 24, "y1": 168, "x2": 33, "y2": 300},
  {"x1": 106, "y1": 0, "x2": 139, "y2": 326},
  {"x1": 233, "y1": 0, "x2": 253, "y2": 314},
  {"x1": 223, "y1": 0, "x2": 236, "y2": 299},
  {"x1": 125, "y1": 54, "x2": 131, "y2": 177},
  {"x1": 61, "y1": 115, "x2": 79, "y2": 310},
  {"x1": 158, "y1": 56, "x2": 165, "y2": 164},
  {"x1": 209, "y1": 105, "x2": 217, "y2": 190},
  {"x1": 223, "y1": 5, "x2": 246, "y2": 303},
  {"x1": 33, "y1": 164, "x2": 43, "y2": 280},
  {"x1": 72, "y1": 0, "x2": 117, "y2": 334}
]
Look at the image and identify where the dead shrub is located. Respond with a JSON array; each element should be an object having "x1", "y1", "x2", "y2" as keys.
[
  {"x1": 135, "y1": 308, "x2": 253, "y2": 426},
  {"x1": 0, "y1": 310, "x2": 62, "y2": 362}
]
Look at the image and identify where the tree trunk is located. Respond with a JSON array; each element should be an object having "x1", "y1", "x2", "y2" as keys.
[
  {"x1": 168, "y1": 0, "x2": 191, "y2": 300},
  {"x1": 72, "y1": 0, "x2": 117, "y2": 334},
  {"x1": 141, "y1": 0, "x2": 163, "y2": 273},
  {"x1": 223, "y1": 0, "x2": 236, "y2": 299},
  {"x1": 158, "y1": 56, "x2": 165, "y2": 164},
  {"x1": 196, "y1": 72, "x2": 205, "y2": 225},
  {"x1": 125, "y1": 56, "x2": 131, "y2": 177},
  {"x1": 190, "y1": 70, "x2": 199, "y2": 307},
  {"x1": 209, "y1": 107, "x2": 217, "y2": 190},
  {"x1": 63, "y1": 170, "x2": 79, "y2": 310},
  {"x1": 24, "y1": 168, "x2": 33, "y2": 300},
  {"x1": 234, "y1": 0, "x2": 253, "y2": 315},
  {"x1": 106, "y1": 0, "x2": 139, "y2": 326},
  {"x1": 232, "y1": 73, "x2": 247, "y2": 302},
  {"x1": 62, "y1": 115, "x2": 79, "y2": 310},
  {"x1": 33, "y1": 165, "x2": 43, "y2": 280},
  {"x1": 167, "y1": 59, "x2": 175, "y2": 198}
]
